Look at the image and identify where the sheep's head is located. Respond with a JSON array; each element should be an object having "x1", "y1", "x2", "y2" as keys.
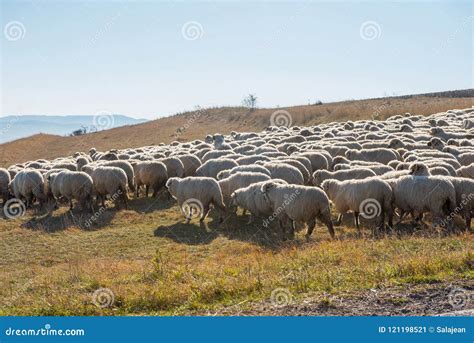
[
  {"x1": 430, "y1": 127, "x2": 444, "y2": 136},
  {"x1": 312, "y1": 170, "x2": 328, "y2": 187},
  {"x1": 216, "y1": 170, "x2": 230, "y2": 180},
  {"x1": 165, "y1": 177, "x2": 179, "y2": 195},
  {"x1": 409, "y1": 163, "x2": 429, "y2": 176},
  {"x1": 389, "y1": 138, "x2": 403, "y2": 149},
  {"x1": 320, "y1": 179, "x2": 336, "y2": 196}
]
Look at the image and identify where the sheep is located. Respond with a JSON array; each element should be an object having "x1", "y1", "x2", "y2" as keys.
[
  {"x1": 166, "y1": 177, "x2": 226, "y2": 223},
  {"x1": 321, "y1": 178, "x2": 393, "y2": 235},
  {"x1": 160, "y1": 157, "x2": 185, "y2": 178},
  {"x1": 10, "y1": 169, "x2": 47, "y2": 209},
  {"x1": 387, "y1": 175, "x2": 456, "y2": 230},
  {"x1": 218, "y1": 172, "x2": 271, "y2": 207},
  {"x1": 201, "y1": 150, "x2": 233, "y2": 163},
  {"x1": 0, "y1": 168, "x2": 11, "y2": 206},
  {"x1": 175, "y1": 154, "x2": 202, "y2": 177},
  {"x1": 195, "y1": 158, "x2": 239, "y2": 179},
  {"x1": 260, "y1": 181, "x2": 335, "y2": 240},
  {"x1": 216, "y1": 164, "x2": 271, "y2": 180},
  {"x1": 458, "y1": 153, "x2": 474, "y2": 167},
  {"x1": 259, "y1": 162, "x2": 304, "y2": 185},
  {"x1": 133, "y1": 161, "x2": 168, "y2": 198},
  {"x1": 442, "y1": 177, "x2": 474, "y2": 230},
  {"x1": 274, "y1": 159, "x2": 311, "y2": 184},
  {"x1": 97, "y1": 160, "x2": 136, "y2": 193},
  {"x1": 230, "y1": 179, "x2": 288, "y2": 224},
  {"x1": 90, "y1": 166, "x2": 129, "y2": 209},
  {"x1": 312, "y1": 168, "x2": 377, "y2": 187},
  {"x1": 76, "y1": 156, "x2": 90, "y2": 171},
  {"x1": 295, "y1": 152, "x2": 329, "y2": 171},
  {"x1": 49, "y1": 171, "x2": 93, "y2": 211},
  {"x1": 456, "y1": 164, "x2": 474, "y2": 179},
  {"x1": 345, "y1": 148, "x2": 400, "y2": 164}
]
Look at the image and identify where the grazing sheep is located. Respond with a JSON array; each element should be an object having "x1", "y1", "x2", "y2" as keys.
[
  {"x1": 10, "y1": 169, "x2": 47, "y2": 208},
  {"x1": 456, "y1": 164, "x2": 474, "y2": 179},
  {"x1": 160, "y1": 157, "x2": 185, "y2": 178},
  {"x1": 260, "y1": 182, "x2": 335, "y2": 240},
  {"x1": 195, "y1": 158, "x2": 239, "y2": 179},
  {"x1": 98, "y1": 160, "x2": 136, "y2": 193},
  {"x1": 49, "y1": 171, "x2": 93, "y2": 211},
  {"x1": 175, "y1": 154, "x2": 202, "y2": 177},
  {"x1": 133, "y1": 161, "x2": 168, "y2": 198},
  {"x1": 0, "y1": 168, "x2": 11, "y2": 206},
  {"x1": 345, "y1": 148, "x2": 400, "y2": 164},
  {"x1": 218, "y1": 172, "x2": 271, "y2": 207},
  {"x1": 321, "y1": 178, "x2": 393, "y2": 234},
  {"x1": 444, "y1": 177, "x2": 474, "y2": 230},
  {"x1": 216, "y1": 164, "x2": 271, "y2": 180},
  {"x1": 387, "y1": 176, "x2": 456, "y2": 229},
  {"x1": 260, "y1": 162, "x2": 304, "y2": 185},
  {"x1": 166, "y1": 177, "x2": 226, "y2": 223},
  {"x1": 313, "y1": 168, "x2": 377, "y2": 187},
  {"x1": 91, "y1": 166, "x2": 129, "y2": 209}
]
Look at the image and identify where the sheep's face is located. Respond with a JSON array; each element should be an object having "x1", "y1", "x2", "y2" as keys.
[{"x1": 165, "y1": 178, "x2": 178, "y2": 195}]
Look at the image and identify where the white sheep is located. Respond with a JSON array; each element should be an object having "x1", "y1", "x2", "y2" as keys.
[
  {"x1": 90, "y1": 166, "x2": 129, "y2": 209},
  {"x1": 166, "y1": 177, "x2": 226, "y2": 223},
  {"x1": 195, "y1": 158, "x2": 239, "y2": 179},
  {"x1": 218, "y1": 172, "x2": 271, "y2": 208},
  {"x1": 133, "y1": 161, "x2": 168, "y2": 198},
  {"x1": 312, "y1": 168, "x2": 376, "y2": 187},
  {"x1": 0, "y1": 168, "x2": 11, "y2": 206},
  {"x1": 10, "y1": 169, "x2": 47, "y2": 209},
  {"x1": 260, "y1": 181, "x2": 335, "y2": 240},
  {"x1": 321, "y1": 178, "x2": 393, "y2": 234},
  {"x1": 49, "y1": 170, "x2": 94, "y2": 211}
]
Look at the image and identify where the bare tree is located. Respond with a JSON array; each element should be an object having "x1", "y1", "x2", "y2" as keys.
[{"x1": 242, "y1": 93, "x2": 258, "y2": 112}]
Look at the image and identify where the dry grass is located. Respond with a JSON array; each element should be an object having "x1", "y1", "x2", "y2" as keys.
[
  {"x1": 0, "y1": 197, "x2": 472, "y2": 316},
  {"x1": 0, "y1": 94, "x2": 473, "y2": 315},
  {"x1": 1, "y1": 95, "x2": 472, "y2": 168}
]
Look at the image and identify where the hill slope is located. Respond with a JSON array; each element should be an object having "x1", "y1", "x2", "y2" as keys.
[{"x1": 0, "y1": 91, "x2": 472, "y2": 167}]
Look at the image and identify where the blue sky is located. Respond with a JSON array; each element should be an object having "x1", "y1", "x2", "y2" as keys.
[{"x1": 1, "y1": 1, "x2": 472, "y2": 119}]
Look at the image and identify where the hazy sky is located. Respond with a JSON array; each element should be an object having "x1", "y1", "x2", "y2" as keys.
[{"x1": 1, "y1": 1, "x2": 472, "y2": 119}]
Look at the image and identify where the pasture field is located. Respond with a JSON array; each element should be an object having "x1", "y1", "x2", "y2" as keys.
[
  {"x1": 0, "y1": 197, "x2": 472, "y2": 316},
  {"x1": 1, "y1": 94, "x2": 473, "y2": 316}
]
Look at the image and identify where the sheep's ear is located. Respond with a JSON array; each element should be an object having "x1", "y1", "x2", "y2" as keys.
[{"x1": 260, "y1": 182, "x2": 274, "y2": 194}]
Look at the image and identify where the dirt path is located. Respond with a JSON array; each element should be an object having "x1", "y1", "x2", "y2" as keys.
[{"x1": 205, "y1": 281, "x2": 473, "y2": 316}]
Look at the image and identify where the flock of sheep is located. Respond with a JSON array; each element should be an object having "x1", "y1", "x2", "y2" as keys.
[{"x1": 1, "y1": 107, "x2": 474, "y2": 240}]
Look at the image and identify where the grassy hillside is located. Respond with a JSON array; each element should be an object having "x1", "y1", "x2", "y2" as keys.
[
  {"x1": 1, "y1": 93, "x2": 472, "y2": 167},
  {"x1": 0, "y1": 91, "x2": 473, "y2": 316}
]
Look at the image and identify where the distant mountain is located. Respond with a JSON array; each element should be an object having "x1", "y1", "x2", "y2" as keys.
[{"x1": 0, "y1": 114, "x2": 148, "y2": 144}]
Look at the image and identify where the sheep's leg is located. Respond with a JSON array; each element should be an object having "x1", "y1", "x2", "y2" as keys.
[
  {"x1": 289, "y1": 220, "x2": 296, "y2": 240},
  {"x1": 135, "y1": 185, "x2": 140, "y2": 198},
  {"x1": 305, "y1": 219, "x2": 316, "y2": 241},
  {"x1": 396, "y1": 210, "x2": 406, "y2": 225},
  {"x1": 122, "y1": 191, "x2": 128, "y2": 210},
  {"x1": 200, "y1": 204, "x2": 210, "y2": 223},
  {"x1": 335, "y1": 213, "x2": 343, "y2": 226},
  {"x1": 145, "y1": 185, "x2": 149, "y2": 198},
  {"x1": 465, "y1": 214, "x2": 471, "y2": 232},
  {"x1": 242, "y1": 209, "x2": 247, "y2": 216},
  {"x1": 185, "y1": 207, "x2": 192, "y2": 224},
  {"x1": 246, "y1": 215, "x2": 254, "y2": 225},
  {"x1": 69, "y1": 199, "x2": 73, "y2": 211},
  {"x1": 354, "y1": 212, "x2": 361, "y2": 237},
  {"x1": 278, "y1": 219, "x2": 287, "y2": 241}
]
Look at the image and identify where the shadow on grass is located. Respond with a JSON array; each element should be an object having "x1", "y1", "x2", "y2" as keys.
[
  {"x1": 21, "y1": 205, "x2": 118, "y2": 232},
  {"x1": 154, "y1": 210, "x2": 302, "y2": 249}
]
